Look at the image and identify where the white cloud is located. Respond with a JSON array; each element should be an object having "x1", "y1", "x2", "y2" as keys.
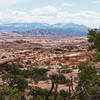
[
  {"x1": 0, "y1": 5, "x2": 100, "y2": 28},
  {"x1": 31, "y1": 5, "x2": 58, "y2": 16},
  {"x1": 93, "y1": 0, "x2": 100, "y2": 3},
  {"x1": 63, "y1": 3, "x2": 73, "y2": 7}
]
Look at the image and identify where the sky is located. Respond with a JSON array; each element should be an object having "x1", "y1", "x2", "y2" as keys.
[{"x1": 0, "y1": 0, "x2": 100, "y2": 28}]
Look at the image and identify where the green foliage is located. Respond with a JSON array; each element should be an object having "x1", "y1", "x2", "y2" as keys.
[
  {"x1": 1, "y1": 56, "x2": 7, "y2": 59},
  {"x1": 59, "y1": 89, "x2": 68, "y2": 98},
  {"x1": 76, "y1": 62, "x2": 100, "y2": 100},
  {"x1": 29, "y1": 86, "x2": 48, "y2": 96},
  {"x1": 50, "y1": 74, "x2": 66, "y2": 84},
  {"x1": 56, "y1": 95, "x2": 64, "y2": 100},
  {"x1": 2, "y1": 74, "x2": 28, "y2": 92},
  {"x1": 5, "y1": 63, "x2": 30, "y2": 78},
  {"x1": 78, "y1": 62, "x2": 97, "y2": 82},
  {"x1": 88, "y1": 29, "x2": 100, "y2": 51},
  {"x1": 95, "y1": 52, "x2": 100, "y2": 62},
  {"x1": 0, "y1": 85, "x2": 20, "y2": 100},
  {"x1": 88, "y1": 29, "x2": 100, "y2": 61},
  {"x1": 0, "y1": 66, "x2": 3, "y2": 72},
  {"x1": 30, "y1": 68, "x2": 49, "y2": 83},
  {"x1": 26, "y1": 60, "x2": 31, "y2": 64},
  {"x1": 28, "y1": 86, "x2": 48, "y2": 100}
]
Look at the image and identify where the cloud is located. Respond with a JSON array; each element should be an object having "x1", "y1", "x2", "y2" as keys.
[
  {"x1": 31, "y1": 5, "x2": 58, "y2": 16},
  {"x1": 63, "y1": 3, "x2": 73, "y2": 7},
  {"x1": 93, "y1": 0, "x2": 100, "y2": 3},
  {"x1": 0, "y1": 5, "x2": 100, "y2": 28}
]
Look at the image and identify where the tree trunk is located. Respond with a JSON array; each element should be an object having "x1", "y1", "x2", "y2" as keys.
[
  {"x1": 45, "y1": 82, "x2": 55, "y2": 100},
  {"x1": 54, "y1": 83, "x2": 58, "y2": 100},
  {"x1": 20, "y1": 95, "x2": 26, "y2": 100},
  {"x1": 33, "y1": 96, "x2": 36, "y2": 100},
  {"x1": 66, "y1": 86, "x2": 71, "y2": 100}
]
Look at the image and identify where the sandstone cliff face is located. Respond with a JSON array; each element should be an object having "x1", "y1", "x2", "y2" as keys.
[
  {"x1": 31, "y1": 52, "x2": 95, "y2": 67},
  {"x1": 0, "y1": 37, "x2": 93, "y2": 68}
]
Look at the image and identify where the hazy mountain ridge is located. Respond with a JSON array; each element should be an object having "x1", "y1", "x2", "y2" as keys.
[
  {"x1": 0, "y1": 22, "x2": 90, "y2": 37},
  {"x1": 19, "y1": 28, "x2": 88, "y2": 37},
  {"x1": 0, "y1": 22, "x2": 89, "y2": 30}
]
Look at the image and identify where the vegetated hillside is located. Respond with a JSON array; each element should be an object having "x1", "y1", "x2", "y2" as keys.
[{"x1": 0, "y1": 22, "x2": 89, "y2": 37}]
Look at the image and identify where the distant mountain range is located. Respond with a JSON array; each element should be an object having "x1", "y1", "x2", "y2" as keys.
[{"x1": 0, "y1": 22, "x2": 90, "y2": 37}]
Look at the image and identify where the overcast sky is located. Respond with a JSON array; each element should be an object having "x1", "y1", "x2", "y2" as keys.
[{"x1": 0, "y1": 0, "x2": 100, "y2": 28}]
